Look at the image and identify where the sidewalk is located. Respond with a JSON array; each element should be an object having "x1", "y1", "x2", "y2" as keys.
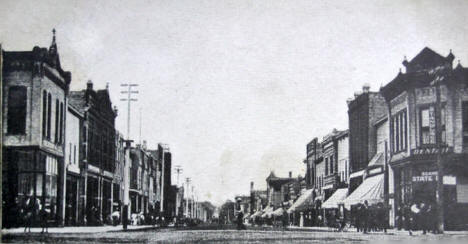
[
  {"x1": 1, "y1": 224, "x2": 157, "y2": 234},
  {"x1": 287, "y1": 225, "x2": 468, "y2": 236}
]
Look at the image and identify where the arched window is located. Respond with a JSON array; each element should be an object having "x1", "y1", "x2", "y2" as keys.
[{"x1": 42, "y1": 90, "x2": 47, "y2": 138}]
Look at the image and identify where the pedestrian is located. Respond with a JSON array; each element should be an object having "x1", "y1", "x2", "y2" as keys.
[
  {"x1": 409, "y1": 201, "x2": 420, "y2": 235},
  {"x1": 282, "y1": 208, "x2": 288, "y2": 230},
  {"x1": 23, "y1": 195, "x2": 36, "y2": 233},
  {"x1": 236, "y1": 211, "x2": 245, "y2": 230},
  {"x1": 39, "y1": 204, "x2": 49, "y2": 234},
  {"x1": 362, "y1": 201, "x2": 369, "y2": 234},
  {"x1": 355, "y1": 204, "x2": 361, "y2": 232}
]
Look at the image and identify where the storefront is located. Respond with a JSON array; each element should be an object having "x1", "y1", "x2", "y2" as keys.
[
  {"x1": 2, "y1": 148, "x2": 60, "y2": 227},
  {"x1": 65, "y1": 173, "x2": 80, "y2": 225},
  {"x1": 393, "y1": 153, "x2": 468, "y2": 230}
]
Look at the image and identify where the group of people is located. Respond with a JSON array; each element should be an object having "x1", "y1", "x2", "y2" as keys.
[
  {"x1": 397, "y1": 200, "x2": 439, "y2": 235},
  {"x1": 20, "y1": 195, "x2": 50, "y2": 233},
  {"x1": 354, "y1": 201, "x2": 388, "y2": 233}
]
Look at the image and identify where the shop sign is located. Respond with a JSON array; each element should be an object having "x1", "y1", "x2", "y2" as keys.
[
  {"x1": 411, "y1": 146, "x2": 453, "y2": 155},
  {"x1": 412, "y1": 171, "x2": 438, "y2": 182}
]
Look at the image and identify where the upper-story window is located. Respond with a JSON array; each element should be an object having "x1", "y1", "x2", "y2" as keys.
[
  {"x1": 7, "y1": 86, "x2": 27, "y2": 134},
  {"x1": 463, "y1": 102, "x2": 468, "y2": 144},
  {"x1": 419, "y1": 105, "x2": 446, "y2": 145},
  {"x1": 325, "y1": 158, "x2": 329, "y2": 175},
  {"x1": 42, "y1": 91, "x2": 47, "y2": 138},
  {"x1": 55, "y1": 99, "x2": 59, "y2": 143},
  {"x1": 47, "y1": 93, "x2": 52, "y2": 140},
  {"x1": 391, "y1": 109, "x2": 407, "y2": 153}
]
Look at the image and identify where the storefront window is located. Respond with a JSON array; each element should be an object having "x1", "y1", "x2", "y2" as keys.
[
  {"x1": 18, "y1": 173, "x2": 35, "y2": 196},
  {"x1": 36, "y1": 173, "x2": 43, "y2": 197}
]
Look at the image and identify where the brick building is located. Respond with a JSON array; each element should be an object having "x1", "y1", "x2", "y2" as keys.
[
  {"x1": 68, "y1": 80, "x2": 117, "y2": 225},
  {"x1": 347, "y1": 85, "x2": 387, "y2": 193},
  {"x1": 2, "y1": 31, "x2": 71, "y2": 226},
  {"x1": 380, "y1": 47, "x2": 468, "y2": 230}
]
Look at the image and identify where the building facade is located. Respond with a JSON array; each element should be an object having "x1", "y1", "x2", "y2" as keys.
[
  {"x1": 69, "y1": 81, "x2": 117, "y2": 225},
  {"x1": 347, "y1": 85, "x2": 387, "y2": 193},
  {"x1": 2, "y1": 32, "x2": 71, "y2": 227},
  {"x1": 381, "y1": 47, "x2": 468, "y2": 230}
]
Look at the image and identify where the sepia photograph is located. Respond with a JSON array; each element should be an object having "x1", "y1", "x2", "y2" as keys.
[{"x1": 1, "y1": 0, "x2": 468, "y2": 243}]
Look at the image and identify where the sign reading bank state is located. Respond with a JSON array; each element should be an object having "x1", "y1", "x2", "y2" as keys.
[{"x1": 412, "y1": 171, "x2": 438, "y2": 182}]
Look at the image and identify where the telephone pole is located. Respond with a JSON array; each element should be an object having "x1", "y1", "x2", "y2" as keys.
[
  {"x1": 120, "y1": 83, "x2": 139, "y2": 140},
  {"x1": 185, "y1": 177, "x2": 191, "y2": 218},
  {"x1": 120, "y1": 83, "x2": 138, "y2": 230},
  {"x1": 174, "y1": 165, "x2": 183, "y2": 186}
]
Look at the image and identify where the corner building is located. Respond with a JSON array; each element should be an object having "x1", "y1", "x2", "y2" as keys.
[
  {"x1": 380, "y1": 47, "x2": 468, "y2": 230},
  {"x1": 2, "y1": 32, "x2": 71, "y2": 227}
]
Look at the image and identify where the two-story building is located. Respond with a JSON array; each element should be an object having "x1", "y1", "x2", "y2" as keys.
[
  {"x1": 380, "y1": 47, "x2": 468, "y2": 230},
  {"x1": 2, "y1": 30, "x2": 71, "y2": 226}
]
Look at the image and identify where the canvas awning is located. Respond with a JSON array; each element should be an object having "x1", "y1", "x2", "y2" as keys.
[
  {"x1": 271, "y1": 207, "x2": 285, "y2": 217},
  {"x1": 287, "y1": 189, "x2": 314, "y2": 213},
  {"x1": 322, "y1": 188, "x2": 348, "y2": 209},
  {"x1": 250, "y1": 210, "x2": 262, "y2": 219},
  {"x1": 261, "y1": 206, "x2": 274, "y2": 218},
  {"x1": 349, "y1": 169, "x2": 365, "y2": 179},
  {"x1": 343, "y1": 173, "x2": 384, "y2": 209},
  {"x1": 367, "y1": 152, "x2": 384, "y2": 168}
]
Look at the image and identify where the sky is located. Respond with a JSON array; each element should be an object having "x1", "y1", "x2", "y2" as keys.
[{"x1": 1, "y1": 0, "x2": 468, "y2": 206}]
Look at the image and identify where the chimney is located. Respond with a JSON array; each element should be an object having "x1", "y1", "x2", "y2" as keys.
[
  {"x1": 362, "y1": 83, "x2": 370, "y2": 93},
  {"x1": 143, "y1": 140, "x2": 147, "y2": 150},
  {"x1": 250, "y1": 182, "x2": 254, "y2": 192},
  {"x1": 353, "y1": 91, "x2": 361, "y2": 98},
  {"x1": 87, "y1": 80, "x2": 93, "y2": 90},
  {"x1": 289, "y1": 171, "x2": 292, "y2": 178}
]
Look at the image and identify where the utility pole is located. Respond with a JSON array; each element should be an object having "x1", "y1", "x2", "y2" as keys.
[
  {"x1": 174, "y1": 165, "x2": 183, "y2": 186},
  {"x1": 185, "y1": 177, "x2": 190, "y2": 218},
  {"x1": 120, "y1": 83, "x2": 138, "y2": 230},
  {"x1": 120, "y1": 83, "x2": 139, "y2": 140},
  {"x1": 432, "y1": 66, "x2": 446, "y2": 234}
]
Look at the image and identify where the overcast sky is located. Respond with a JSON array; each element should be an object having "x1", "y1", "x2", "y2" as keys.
[{"x1": 1, "y1": 0, "x2": 468, "y2": 206}]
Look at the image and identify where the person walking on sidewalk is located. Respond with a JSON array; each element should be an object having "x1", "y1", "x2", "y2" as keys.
[{"x1": 362, "y1": 201, "x2": 369, "y2": 234}]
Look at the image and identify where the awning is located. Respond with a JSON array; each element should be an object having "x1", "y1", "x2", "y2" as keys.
[
  {"x1": 349, "y1": 169, "x2": 365, "y2": 179},
  {"x1": 287, "y1": 189, "x2": 314, "y2": 213},
  {"x1": 271, "y1": 207, "x2": 285, "y2": 217},
  {"x1": 343, "y1": 173, "x2": 384, "y2": 209},
  {"x1": 243, "y1": 213, "x2": 250, "y2": 219},
  {"x1": 261, "y1": 206, "x2": 274, "y2": 218},
  {"x1": 250, "y1": 210, "x2": 263, "y2": 219},
  {"x1": 322, "y1": 188, "x2": 348, "y2": 209},
  {"x1": 367, "y1": 152, "x2": 384, "y2": 168}
]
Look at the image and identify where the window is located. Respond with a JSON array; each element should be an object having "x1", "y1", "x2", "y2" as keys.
[
  {"x1": 55, "y1": 99, "x2": 59, "y2": 143},
  {"x1": 419, "y1": 105, "x2": 446, "y2": 145},
  {"x1": 420, "y1": 107, "x2": 432, "y2": 144},
  {"x1": 47, "y1": 93, "x2": 52, "y2": 140},
  {"x1": 7, "y1": 86, "x2": 27, "y2": 134},
  {"x1": 463, "y1": 102, "x2": 468, "y2": 144},
  {"x1": 42, "y1": 91, "x2": 47, "y2": 138},
  {"x1": 325, "y1": 158, "x2": 329, "y2": 175},
  {"x1": 60, "y1": 102, "x2": 64, "y2": 143},
  {"x1": 391, "y1": 109, "x2": 407, "y2": 153}
]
